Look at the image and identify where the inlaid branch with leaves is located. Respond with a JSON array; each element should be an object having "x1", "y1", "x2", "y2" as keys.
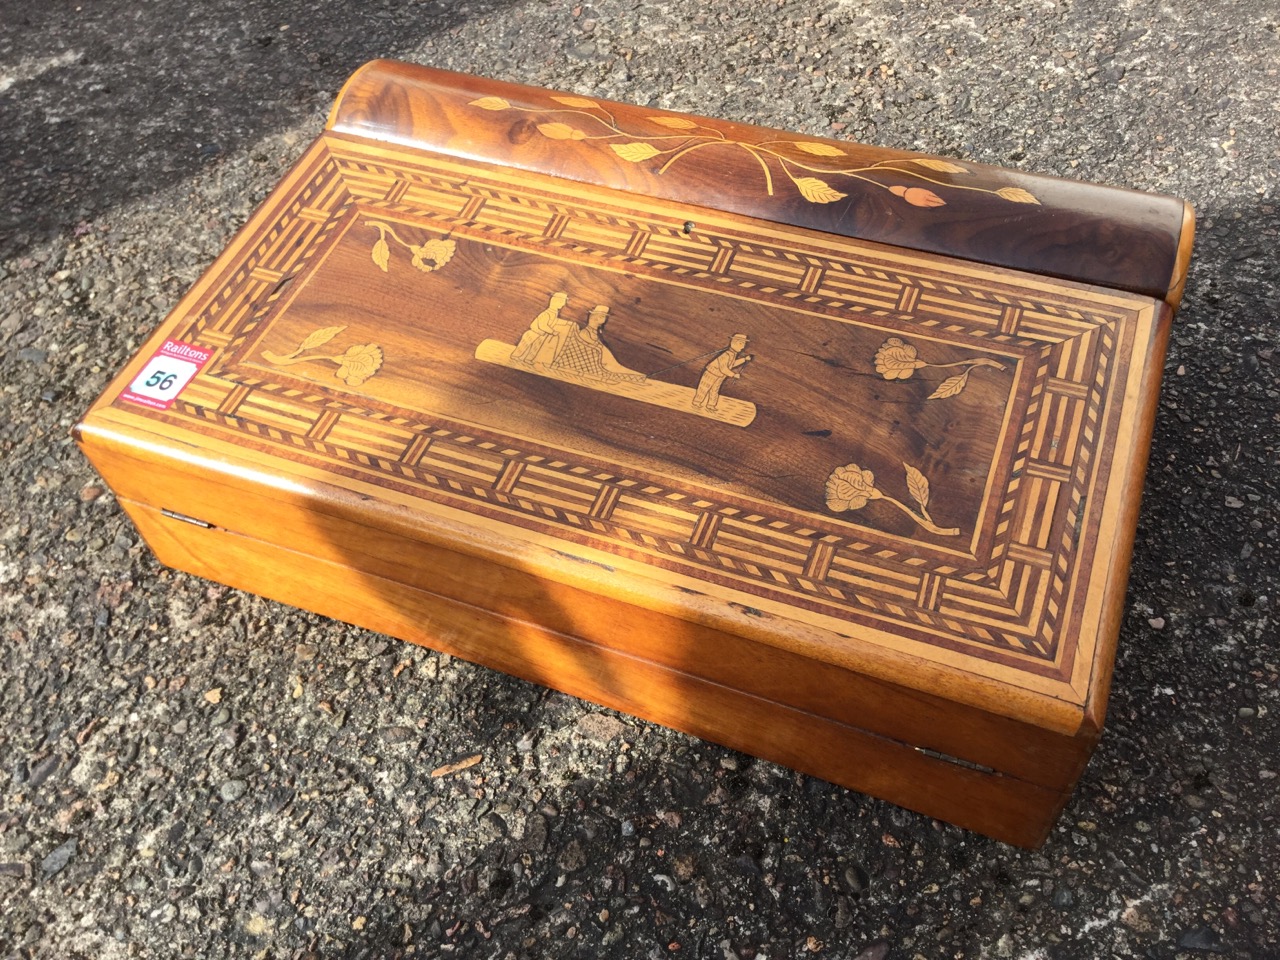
[
  {"x1": 365, "y1": 220, "x2": 456, "y2": 274},
  {"x1": 469, "y1": 95, "x2": 1040, "y2": 209},
  {"x1": 825, "y1": 461, "x2": 959, "y2": 537},
  {"x1": 874, "y1": 337, "x2": 1007, "y2": 400},
  {"x1": 262, "y1": 326, "x2": 384, "y2": 387}
]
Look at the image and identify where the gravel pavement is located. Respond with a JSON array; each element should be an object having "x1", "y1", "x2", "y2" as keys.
[{"x1": 1, "y1": 1, "x2": 1277, "y2": 957}]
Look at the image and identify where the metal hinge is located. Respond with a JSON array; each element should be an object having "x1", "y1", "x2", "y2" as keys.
[
  {"x1": 161, "y1": 508, "x2": 213, "y2": 529},
  {"x1": 915, "y1": 746, "x2": 996, "y2": 774}
]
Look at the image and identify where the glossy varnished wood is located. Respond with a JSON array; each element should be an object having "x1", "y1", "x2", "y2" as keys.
[
  {"x1": 121, "y1": 495, "x2": 1070, "y2": 848},
  {"x1": 75, "y1": 134, "x2": 1162, "y2": 708},
  {"x1": 330, "y1": 60, "x2": 1193, "y2": 304},
  {"x1": 75, "y1": 425, "x2": 1099, "y2": 791},
  {"x1": 75, "y1": 62, "x2": 1194, "y2": 847}
]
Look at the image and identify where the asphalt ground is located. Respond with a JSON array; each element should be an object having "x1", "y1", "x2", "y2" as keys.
[{"x1": 1, "y1": 1, "x2": 1277, "y2": 957}]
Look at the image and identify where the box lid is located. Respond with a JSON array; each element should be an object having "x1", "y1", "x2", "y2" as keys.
[
  {"x1": 78, "y1": 62, "x2": 1188, "y2": 737},
  {"x1": 330, "y1": 61, "x2": 1194, "y2": 307}
]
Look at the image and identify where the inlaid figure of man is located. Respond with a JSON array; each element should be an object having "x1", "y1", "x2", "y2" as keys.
[
  {"x1": 693, "y1": 333, "x2": 752, "y2": 411},
  {"x1": 511, "y1": 291, "x2": 573, "y2": 366}
]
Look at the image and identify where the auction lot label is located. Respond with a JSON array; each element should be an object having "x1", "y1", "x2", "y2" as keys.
[{"x1": 120, "y1": 339, "x2": 212, "y2": 411}]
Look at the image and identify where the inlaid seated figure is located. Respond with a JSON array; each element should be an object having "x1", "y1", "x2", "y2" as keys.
[
  {"x1": 511, "y1": 291, "x2": 574, "y2": 366},
  {"x1": 551, "y1": 305, "x2": 647, "y2": 385}
]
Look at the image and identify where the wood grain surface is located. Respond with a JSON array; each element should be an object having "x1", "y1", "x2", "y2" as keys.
[
  {"x1": 77, "y1": 126, "x2": 1172, "y2": 708},
  {"x1": 120, "y1": 494, "x2": 1070, "y2": 848},
  {"x1": 330, "y1": 59, "x2": 1194, "y2": 304}
]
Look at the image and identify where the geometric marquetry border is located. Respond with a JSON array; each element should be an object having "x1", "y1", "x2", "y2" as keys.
[{"x1": 115, "y1": 138, "x2": 1149, "y2": 678}]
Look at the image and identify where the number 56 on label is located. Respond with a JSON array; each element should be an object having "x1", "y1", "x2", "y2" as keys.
[{"x1": 120, "y1": 339, "x2": 213, "y2": 411}]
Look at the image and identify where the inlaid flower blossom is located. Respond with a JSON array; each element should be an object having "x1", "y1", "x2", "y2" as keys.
[
  {"x1": 874, "y1": 337, "x2": 1007, "y2": 400},
  {"x1": 409, "y1": 238, "x2": 457, "y2": 273},
  {"x1": 825, "y1": 464, "x2": 879, "y2": 512},
  {"x1": 825, "y1": 461, "x2": 958, "y2": 537},
  {"x1": 874, "y1": 338, "x2": 927, "y2": 380},
  {"x1": 334, "y1": 343, "x2": 384, "y2": 386}
]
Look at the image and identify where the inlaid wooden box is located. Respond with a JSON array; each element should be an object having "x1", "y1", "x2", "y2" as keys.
[{"x1": 76, "y1": 60, "x2": 1193, "y2": 847}]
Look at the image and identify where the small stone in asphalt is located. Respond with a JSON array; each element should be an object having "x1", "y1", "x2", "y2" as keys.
[
  {"x1": 576, "y1": 712, "x2": 626, "y2": 742},
  {"x1": 219, "y1": 779, "x2": 247, "y2": 802},
  {"x1": 1176, "y1": 926, "x2": 1229, "y2": 953},
  {"x1": 41, "y1": 838, "x2": 78, "y2": 876},
  {"x1": 380, "y1": 725, "x2": 415, "y2": 744},
  {"x1": 1052, "y1": 887, "x2": 1074, "y2": 908},
  {"x1": 522, "y1": 814, "x2": 549, "y2": 852},
  {"x1": 555, "y1": 839, "x2": 586, "y2": 875},
  {"x1": 843, "y1": 863, "x2": 869, "y2": 894},
  {"x1": 27, "y1": 754, "x2": 61, "y2": 789}
]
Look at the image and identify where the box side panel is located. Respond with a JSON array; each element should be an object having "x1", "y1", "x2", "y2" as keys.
[
  {"x1": 120, "y1": 494, "x2": 1069, "y2": 849},
  {"x1": 1079, "y1": 302, "x2": 1175, "y2": 735},
  {"x1": 78, "y1": 423, "x2": 1096, "y2": 793}
]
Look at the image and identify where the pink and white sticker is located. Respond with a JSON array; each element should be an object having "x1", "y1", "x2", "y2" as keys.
[{"x1": 120, "y1": 339, "x2": 212, "y2": 411}]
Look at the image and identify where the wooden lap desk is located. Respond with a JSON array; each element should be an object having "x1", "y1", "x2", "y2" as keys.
[{"x1": 76, "y1": 60, "x2": 1194, "y2": 847}]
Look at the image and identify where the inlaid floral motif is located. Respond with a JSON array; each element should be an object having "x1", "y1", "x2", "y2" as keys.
[
  {"x1": 825, "y1": 461, "x2": 958, "y2": 536},
  {"x1": 366, "y1": 220, "x2": 456, "y2": 274},
  {"x1": 262, "y1": 326, "x2": 384, "y2": 387},
  {"x1": 469, "y1": 96, "x2": 1041, "y2": 210},
  {"x1": 874, "y1": 337, "x2": 1007, "y2": 400}
]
